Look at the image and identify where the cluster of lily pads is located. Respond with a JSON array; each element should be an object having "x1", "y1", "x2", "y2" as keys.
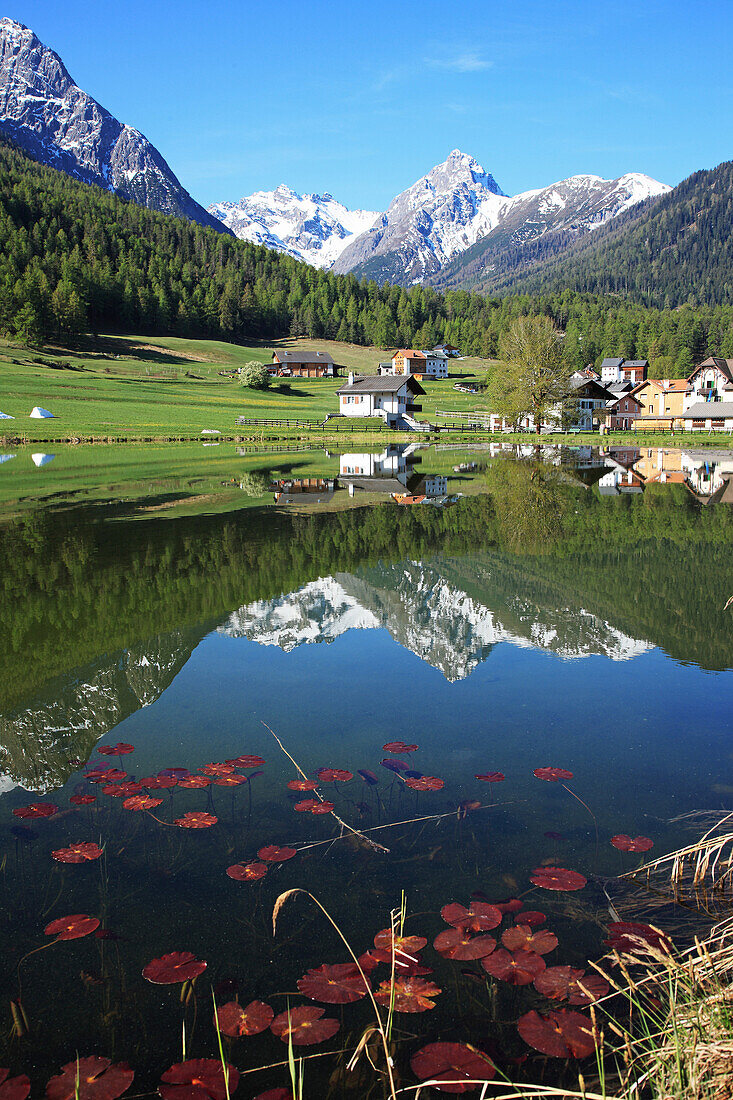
[{"x1": 4, "y1": 740, "x2": 665, "y2": 1096}]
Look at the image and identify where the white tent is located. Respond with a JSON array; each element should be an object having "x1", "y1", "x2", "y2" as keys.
[
  {"x1": 201, "y1": 429, "x2": 221, "y2": 435},
  {"x1": 0, "y1": 411, "x2": 14, "y2": 419},
  {"x1": 29, "y1": 407, "x2": 54, "y2": 418},
  {"x1": 31, "y1": 453, "x2": 55, "y2": 467},
  {"x1": 0, "y1": 454, "x2": 16, "y2": 464}
]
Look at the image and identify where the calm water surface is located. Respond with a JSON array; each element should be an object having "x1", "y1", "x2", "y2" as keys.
[{"x1": 0, "y1": 443, "x2": 731, "y2": 1096}]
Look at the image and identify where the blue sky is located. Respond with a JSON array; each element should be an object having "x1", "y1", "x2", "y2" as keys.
[{"x1": 7, "y1": 0, "x2": 731, "y2": 209}]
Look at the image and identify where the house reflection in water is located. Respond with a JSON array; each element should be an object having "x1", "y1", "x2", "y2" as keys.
[
  {"x1": 338, "y1": 445, "x2": 448, "y2": 502},
  {"x1": 597, "y1": 446, "x2": 733, "y2": 501}
]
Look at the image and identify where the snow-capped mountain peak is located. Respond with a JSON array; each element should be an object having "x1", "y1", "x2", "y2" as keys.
[{"x1": 208, "y1": 187, "x2": 379, "y2": 269}]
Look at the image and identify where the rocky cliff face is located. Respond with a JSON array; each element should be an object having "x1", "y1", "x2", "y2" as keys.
[
  {"x1": 0, "y1": 630, "x2": 202, "y2": 794},
  {"x1": 220, "y1": 560, "x2": 651, "y2": 682},
  {"x1": 208, "y1": 185, "x2": 378, "y2": 268},
  {"x1": 0, "y1": 18, "x2": 228, "y2": 232}
]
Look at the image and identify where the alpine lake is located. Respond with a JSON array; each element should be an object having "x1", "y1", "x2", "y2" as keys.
[{"x1": 0, "y1": 439, "x2": 732, "y2": 1099}]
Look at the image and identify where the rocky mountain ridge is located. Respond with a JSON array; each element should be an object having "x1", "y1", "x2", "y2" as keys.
[{"x1": 0, "y1": 18, "x2": 227, "y2": 232}]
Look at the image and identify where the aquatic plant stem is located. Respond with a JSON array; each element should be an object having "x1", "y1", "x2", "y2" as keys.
[
  {"x1": 261, "y1": 721, "x2": 389, "y2": 853},
  {"x1": 561, "y1": 783, "x2": 599, "y2": 855}
]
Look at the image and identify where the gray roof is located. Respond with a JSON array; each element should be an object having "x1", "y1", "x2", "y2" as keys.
[
  {"x1": 683, "y1": 402, "x2": 733, "y2": 419},
  {"x1": 273, "y1": 349, "x2": 335, "y2": 364},
  {"x1": 337, "y1": 375, "x2": 426, "y2": 395},
  {"x1": 623, "y1": 360, "x2": 648, "y2": 369},
  {"x1": 601, "y1": 357, "x2": 624, "y2": 368}
]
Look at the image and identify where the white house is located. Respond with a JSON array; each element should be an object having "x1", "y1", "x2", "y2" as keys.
[
  {"x1": 683, "y1": 357, "x2": 733, "y2": 412},
  {"x1": 336, "y1": 373, "x2": 426, "y2": 428},
  {"x1": 419, "y1": 351, "x2": 449, "y2": 379}
]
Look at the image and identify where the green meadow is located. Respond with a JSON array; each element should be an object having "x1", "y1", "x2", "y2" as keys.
[{"x1": 0, "y1": 334, "x2": 496, "y2": 441}]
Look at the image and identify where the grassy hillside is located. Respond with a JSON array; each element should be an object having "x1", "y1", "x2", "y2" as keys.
[{"x1": 0, "y1": 334, "x2": 496, "y2": 440}]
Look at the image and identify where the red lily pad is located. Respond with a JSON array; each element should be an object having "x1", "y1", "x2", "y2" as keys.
[
  {"x1": 534, "y1": 767, "x2": 574, "y2": 782},
  {"x1": 474, "y1": 772, "x2": 505, "y2": 783},
  {"x1": 52, "y1": 842, "x2": 103, "y2": 863},
  {"x1": 215, "y1": 1000, "x2": 273, "y2": 1037},
  {"x1": 293, "y1": 798, "x2": 334, "y2": 814},
  {"x1": 373, "y1": 928, "x2": 428, "y2": 960},
  {"x1": 0, "y1": 1069, "x2": 30, "y2": 1100},
  {"x1": 481, "y1": 948, "x2": 546, "y2": 986},
  {"x1": 611, "y1": 835, "x2": 654, "y2": 853},
  {"x1": 177, "y1": 776, "x2": 211, "y2": 789},
  {"x1": 226, "y1": 862, "x2": 268, "y2": 882},
  {"x1": 212, "y1": 774, "x2": 248, "y2": 787},
  {"x1": 517, "y1": 911, "x2": 545, "y2": 927},
  {"x1": 383, "y1": 742, "x2": 418, "y2": 753},
  {"x1": 257, "y1": 846, "x2": 296, "y2": 862},
  {"x1": 433, "y1": 928, "x2": 496, "y2": 961},
  {"x1": 410, "y1": 1042, "x2": 496, "y2": 1094},
  {"x1": 270, "y1": 1006, "x2": 339, "y2": 1046},
  {"x1": 404, "y1": 776, "x2": 444, "y2": 791},
  {"x1": 534, "y1": 966, "x2": 609, "y2": 1005},
  {"x1": 441, "y1": 902, "x2": 502, "y2": 932},
  {"x1": 316, "y1": 768, "x2": 353, "y2": 783},
  {"x1": 297, "y1": 963, "x2": 370, "y2": 1004},
  {"x1": 517, "y1": 1008, "x2": 597, "y2": 1058},
  {"x1": 13, "y1": 803, "x2": 58, "y2": 819},
  {"x1": 174, "y1": 812, "x2": 217, "y2": 829},
  {"x1": 159, "y1": 1059, "x2": 238, "y2": 1100},
  {"x1": 226, "y1": 755, "x2": 265, "y2": 768},
  {"x1": 103, "y1": 783, "x2": 143, "y2": 798},
  {"x1": 123, "y1": 795, "x2": 163, "y2": 812},
  {"x1": 604, "y1": 921, "x2": 672, "y2": 956},
  {"x1": 286, "y1": 779, "x2": 318, "y2": 791},
  {"x1": 501, "y1": 924, "x2": 558, "y2": 956},
  {"x1": 530, "y1": 866, "x2": 586, "y2": 892},
  {"x1": 70, "y1": 795, "x2": 97, "y2": 806},
  {"x1": 495, "y1": 898, "x2": 524, "y2": 914},
  {"x1": 46, "y1": 1057, "x2": 134, "y2": 1100},
  {"x1": 45, "y1": 914, "x2": 100, "y2": 941},
  {"x1": 98, "y1": 743, "x2": 134, "y2": 756},
  {"x1": 143, "y1": 951, "x2": 207, "y2": 984},
  {"x1": 375, "y1": 976, "x2": 441, "y2": 1012}
]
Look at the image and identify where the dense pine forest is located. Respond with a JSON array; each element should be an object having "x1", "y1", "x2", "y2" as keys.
[
  {"x1": 439, "y1": 161, "x2": 733, "y2": 310},
  {"x1": 1, "y1": 138, "x2": 733, "y2": 374}
]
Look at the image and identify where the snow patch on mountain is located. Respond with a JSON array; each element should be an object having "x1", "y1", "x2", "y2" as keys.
[{"x1": 208, "y1": 186, "x2": 378, "y2": 268}]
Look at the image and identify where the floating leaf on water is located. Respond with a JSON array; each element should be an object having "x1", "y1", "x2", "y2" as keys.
[
  {"x1": 533, "y1": 966, "x2": 609, "y2": 1005},
  {"x1": 494, "y1": 898, "x2": 523, "y2": 914},
  {"x1": 382, "y1": 742, "x2": 418, "y2": 753},
  {"x1": 373, "y1": 928, "x2": 428, "y2": 959},
  {"x1": 474, "y1": 772, "x2": 505, "y2": 783},
  {"x1": 70, "y1": 795, "x2": 97, "y2": 806},
  {"x1": 381, "y1": 759, "x2": 408, "y2": 774},
  {"x1": 374, "y1": 976, "x2": 441, "y2": 1013},
  {"x1": 215, "y1": 1000, "x2": 273, "y2": 1037},
  {"x1": 530, "y1": 867, "x2": 587, "y2": 892},
  {"x1": 297, "y1": 963, "x2": 370, "y2": 1004},
  {"x1": 45, "y1": 914, "x2": 100, "y2": 941},
  {"x1": 97, "y1": 744, "x2": 134, "y2": 756},
  {"x1": 13, "y1": 803, "x2": 58, "y2": 819},
  {"x1": 286, "y1": 779, "x2": 318, "y2": 791},
  {"x1": 481, "y1": 948, "x2": 546, "y2": 986},
  {"x1": 270, "y1": 1005, "x2": 339, "y2": 1046},
  {"x1": 533, "y1": 767, "x2": 573, "y2": 782},
  {"x1": 226, "y1": 862, "x2": 268, "y2": 882},
  {"x1": 433, "y1": 928, "x2": 496, "y2": 961},
  {"x1": 316, "y1": 768, "x2": 353, "y2": 783},
  {"x1": 140, "y1": 776, "x2": 178, "y2": 790},
  {"x1": 46, "y1": 1057, "x2": 134, "y2": 1100},
  {"x1": 211, "y1": 774, "x2": 248, "y2": 787},
  {"x1": 52, "y1": 842, "x2": 103, "y2": 864},
  {"x1": 177, "y1": 776, "x2": 211, "y2": 789},
  {"x1": 604, "y1": 921, "x2": 672, "y2": 956},
  {"x1": 404, "y1": 776, "x2": 444, "y2": 792},
  {"x1": 517, "y1": 1008, "x2": 597, "y2": 1058},
  {"x1": 123, "y1": 795, "x2": 163, "y2": 812},
  {"x1": 357, "y1": 769, "x2": 378, "y2": 785},
  {"x1": 293, "y1": 798, "x2": 334, "y2": 814},
  {"x1": 142, "y1": 951, "x2": 207, "y2": 985},
  {"x1": 159, "y1": 1058, "x2": 238, "y2": 1100},
  {"x1": 257, "y1": 846, "x2": 296, "y2": 862},
  {"x1": 501, "y1": 924, "x2": 558, "y2": 956},
  {"x1": 226, "y1": 755, "x2": 265, "y2": 768},
  {"x1": 0, "y1": 1069, "x2": 30, "y2": 1100},
  {"x1": 173, "y1": 812, "x2": 217, "y2": 829},
  {"x1": 410, "y1": 1041, "x2": 496, "y2": 1094},
  {"x1": 199, "y1": 763, "x2": 235, "y2": 777},
  {"x1": 102, "y1": 783, "x2": 143, "y2": 798},
  {"x1": 440, "y1": 902, "x2": 502, "y2": 932},
  {"x1": 610, "y1": 834, "x2": 654, "y2": 852},
  {"x1": 516, "y1": 910, "x2": 545, "y2": 927}
]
